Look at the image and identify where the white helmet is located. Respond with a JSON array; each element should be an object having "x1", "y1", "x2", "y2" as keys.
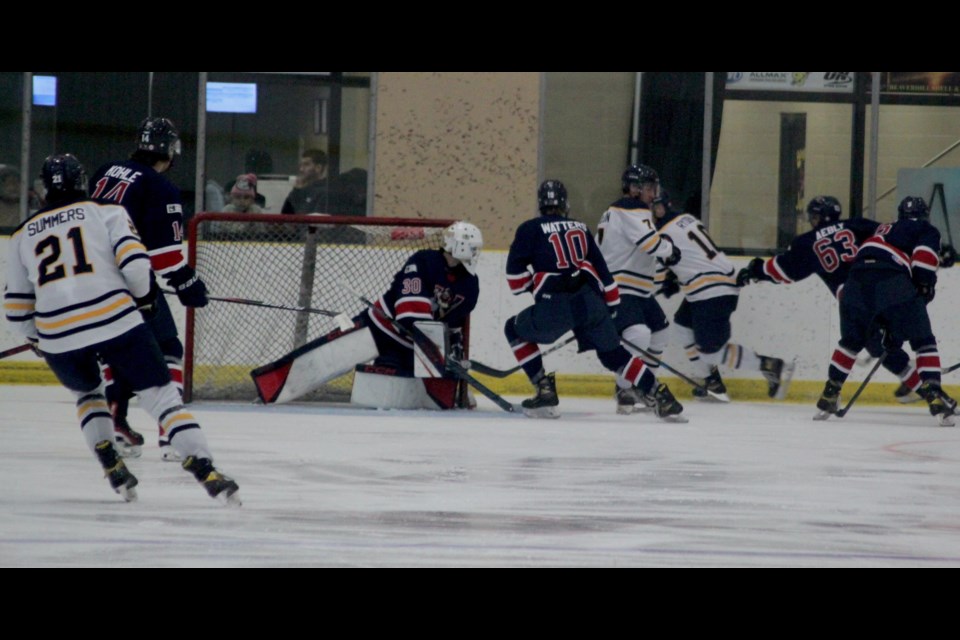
[{"x1": 443, "y1": 221, "x2": 483, "y2": 275}]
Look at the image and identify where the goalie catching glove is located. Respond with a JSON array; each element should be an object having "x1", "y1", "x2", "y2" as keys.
[{"x1": 166, "y1": 265, "x2": 209, "y2": 308}]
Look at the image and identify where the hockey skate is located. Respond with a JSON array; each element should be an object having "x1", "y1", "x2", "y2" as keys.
[
  {"x1": 692, "y1": 366, "x2": 730, "y2": 403},
  {"x1": 616, "y1": 386, "x2": 654, "y2": 414},
  {"x1": 918, "y1": 382, "x2": 957, "y2": 427},
  {"x1": 653, "y1": 383, "x2": 687, "y2": 423},
  {"x1": 894, "y1": 383, "x2": 922, "y2": 404},
  {"x1": 761, "y1": 356, "x2": 795, "y2": 400},
  {"x1": 111, "y1": 403, "x2": 143, "y2": 459},
  {"x1": 182, "y1": 456, "x2": 242, "y2": 506},
  {"x1": 95, "y1": 439, "x2": 139, "y2": 502},
  {"x1": 813, "y1": 380, "x2": 842, "y2": 421},
  {"x1": 522, "y1": 372, "x2": 560, "y2": 419}
]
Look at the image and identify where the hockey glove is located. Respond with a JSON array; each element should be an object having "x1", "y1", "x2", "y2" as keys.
[
  {"x1": 660, "y1": 243, "x2": 682, "y2": 268},
  {"x1": 916, "y1": 282, "x2": 936, "y2": 304},
  {"x1": 660, "y1": 271, "x2": 681, "y2": 298},
  {"x1": 940, "y1": 244, "x2": 957, "y2": 268},
  {"x1": 737, "y1": 257, "x2": 767, "y2": 287},
  {"x1": 166, "y1": 265, "x2": 209, "y2": 308},
  {"x1": 133, "y1": 275, "x2": 160, "y2": 319}
]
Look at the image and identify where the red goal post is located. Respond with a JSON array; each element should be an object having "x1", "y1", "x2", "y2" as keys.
[{"x1": 184, "y1": 213, "x2": 461, "y2": 404}]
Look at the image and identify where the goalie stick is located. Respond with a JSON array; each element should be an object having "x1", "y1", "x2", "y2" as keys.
[
  {"x1": 336, "y1": 284, "x2": 516, "y2": 413},
  {"x1": 0, "y1": 343, "x2": 33, "y2": 360},
  {"x1": 467, "y1": 335, "x2": 576, "y2": 378}
]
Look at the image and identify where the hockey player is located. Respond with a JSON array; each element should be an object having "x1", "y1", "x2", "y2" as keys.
[
  {"x1": 88, "y1": 117, "x2": 209, "y2": 460},
  {"x1": 596, "y1": 165, "x2": 680, "y2": 413},
  {"x1": 3, "y1": 154, "x2": 239, "y2": 503},
  {"x1": 252, "y1": 221, "x2": 483, "y2": 408},
  {"x1": 737, "y1": 195, "x2": 922, "y2": 403},
  {"x1": 813, "y1": 196, "x2": 957, "y2": 425},
  {"x1": 652, "y1": 191, "x2": 791, "y2": 401},
  {"x1": 503, "y1": 179, "x2": 684, "y2": 421}
]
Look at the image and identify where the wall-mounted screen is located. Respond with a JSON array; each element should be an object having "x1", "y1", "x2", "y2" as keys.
[
  {"x1": 33, "y1": 75, "x2": 57, "y2": 107},
  {"x1": 206, "y1": 82, "x2": 257, "y2": 113}
]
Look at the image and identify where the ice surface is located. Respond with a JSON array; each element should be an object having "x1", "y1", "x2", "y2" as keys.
[{"x1": 2, "y1": 384, "x2": 960, "y2": 567}]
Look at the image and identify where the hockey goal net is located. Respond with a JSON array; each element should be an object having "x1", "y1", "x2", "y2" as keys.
[{"x1": 184, "y1": 213, "x2": 457, "y2": 403}]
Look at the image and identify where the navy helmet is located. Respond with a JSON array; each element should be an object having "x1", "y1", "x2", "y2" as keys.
[
  {"x1": 621, "y1": 164, "x2": 659, "y2": 193},
  {"x1": 40, "y1": 153, "x2": 87, "y2": 202},
  {"x1": 137, "y1": 117, "x2": 181, "y2": 160},
  {"x1": 898, "y1": 196, "x2": 930, "y2": 221},
  {"x1": 806, "y1": 195, "x2": 842, "y2": 225},
  {"x1": 538, "y1": 179, "x2": 569, "y2": 215}
]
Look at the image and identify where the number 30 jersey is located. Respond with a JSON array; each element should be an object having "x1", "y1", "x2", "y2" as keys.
[
  {"x1": 655, "y1": 212, "x2": 739, "y2": 302},
  {"x1": 4, "y1": 200, "x2": 152, "y2": 353},
  {"x1": 760, "y1": 217, "x2": 879, "y2": 298}
]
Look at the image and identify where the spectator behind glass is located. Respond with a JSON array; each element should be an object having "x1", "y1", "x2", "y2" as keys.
[
  {"x1": 0, "y1": 164, "x2": 23, "y2": 230},
  {"x1": 281, "y1": 148, "x2": 329, "y2": 214},
  {"x1": 223, "y1": 174, "x2": 262, "y2": 213}
]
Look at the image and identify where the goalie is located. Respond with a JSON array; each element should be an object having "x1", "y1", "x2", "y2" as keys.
[{"x1": 252, "y1": 221, "x2": 483, "y2": 409}]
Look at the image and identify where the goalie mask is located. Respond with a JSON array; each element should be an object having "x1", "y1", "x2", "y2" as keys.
[{"x1": 443, "y1": 221, "x2": 483, "y2": 275}]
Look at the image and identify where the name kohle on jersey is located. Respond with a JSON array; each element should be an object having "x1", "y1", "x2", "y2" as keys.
[
  {"x1": 369, "y1": 249, "x2": 480, "y2": 349},
  {"x1": 762, "y1": 218, "x2": 880, "y2": 298},
  {"x1": 89, "y1": 159, "x2": 187, "y2": 280},
  {"x1": 655, "y1": 212, "x2": 738, "y2": 301},
  {"x1": 3, "y1": 200, "x2": 151, "y2": 354},
  {"x1": 597, "y1": 196, "x2": 674, "y2": 299},
  {"x1": 506, "y1": 213, "x2": 620, "y2": 307}
]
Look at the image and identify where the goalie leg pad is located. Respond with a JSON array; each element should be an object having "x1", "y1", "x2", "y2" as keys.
[
  {"x1": 251, "y1": 326, "x2": 378, "y2": 404},
  {"x1": 351, "y1": 364, "x2": 460, "y2": 409}
]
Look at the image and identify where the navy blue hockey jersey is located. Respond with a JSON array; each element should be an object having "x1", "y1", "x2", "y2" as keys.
[
  {"x1": 506, "y1": 214, "x2": 621, "y2": 307},
  {"x1": 89, "y1": 159, "x2": 188, "y2": 280},
  {"x1": 368, "y1": 249, "x2": 479, "y2": 348},
  {"x1": 762, "y1": 218, "x2": 880, "y2": 298},
  {"x1": 855, "y1": 218, "x2": 941, "y2": 288}
]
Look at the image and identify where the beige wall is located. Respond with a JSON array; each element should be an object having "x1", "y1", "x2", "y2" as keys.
[{"x1": 373, "y1": 72, "x2": 540, "y2": 250}]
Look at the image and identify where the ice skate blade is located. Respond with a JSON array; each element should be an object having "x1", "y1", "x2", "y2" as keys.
[
  {"x1": 812, "y1": 410, "x2": 834, "y2": 421},
  {"x1": 657, "y1": 413, "x2": 689, "y2": 423},
  {"x1": 938, "y1": 413, "x2": 956, "y2": 427},
  {"x1": 160, "y1": 447, "x2": 182, "y2": 462},
  {"x1": 522, "y1": 406, "x2": 560, "y2": 419},
  {"x1": 896, "y1": 393, "x2": 922, "y2": 404},
  {"x1": 695, "y1": 391, "x2": 730, "y2": 403},
  {"x1": 116, "y1": 443, "x2": 142, "y2": 459},
  {"x1": 219, "y1": 490, "x2": 243, "y2": 507},
  {"x1": 117, "y1": 485, "x2": 138, "y2": 502}
]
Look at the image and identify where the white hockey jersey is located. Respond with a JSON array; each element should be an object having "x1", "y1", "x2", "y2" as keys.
[
  {"x1": 656, "y1": 212, "x2": 738, "y2": 302},
  {"x1": 596, "y1": 197, "x2": 675, "y2": 298},
  {"x1": 4, "y1": 200, "x2": 152, "y2": 353}
]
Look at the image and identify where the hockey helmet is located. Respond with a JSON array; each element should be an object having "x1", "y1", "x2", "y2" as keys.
[
  {"x1": 40, "y1": 153, "x2": 87, "y2": 202},
  {"x1": 621, "y1": 164, "x2": 659, "y2": 193},
  {"x1": 806, "y1": 195, "x2": 842, "y2": 225},
  {"x1": 137, "y1": 117, "x2": 181, "y2": 160},
  {"x1": 443, "y1": 221, "x2": 483, "y2": 275},
  {"x1": 898, "y1": 196, "x2": 930, "y2": 221},
  {"x1": 538, "y1": 179, "x2": 569, "y2": 215}
]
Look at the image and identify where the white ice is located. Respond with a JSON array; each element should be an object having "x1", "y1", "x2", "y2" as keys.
[{"x1": 2, "y1": 384, "x2": 960, "y2": 567}]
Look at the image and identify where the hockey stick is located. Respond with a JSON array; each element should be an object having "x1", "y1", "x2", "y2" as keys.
[
  {"x1": 943, "y1": 362, "x2": 960, "y2": 375},
  {"x1": 336, "y1": 285, "x2": 516, "y2": 413},
  {"x1": 619, "y1": 336, "x2": 721, "y2": 399},
  {"x1": 835, "y1": 350, "x2": 888, "y2": 418},
  {"x1": 0, "y1": 343, "x2": 33, "y2": 360},
  {"x1": 162, "y1": 290, "x2": 344, "y2": 318},
  {"x1": 468, "y1": 335, "x2": 577, "y2": 378}
]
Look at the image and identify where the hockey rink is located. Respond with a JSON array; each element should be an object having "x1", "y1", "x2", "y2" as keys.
[{"x1": 2, "y1": 383, "x2": 960, "y2": 568}]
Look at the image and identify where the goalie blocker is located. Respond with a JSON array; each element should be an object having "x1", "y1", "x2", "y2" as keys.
[{"x1": 250, "y1": 321, "x2": 470, "y2": 410}]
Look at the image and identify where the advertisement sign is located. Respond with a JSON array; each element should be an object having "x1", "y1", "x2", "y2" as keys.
[
  {"x1": 726, "y1": 72, "x2": 854, "y2": 93},
  {"x1": 882, "y1": 72, "x2": 960, "y2": 96}
]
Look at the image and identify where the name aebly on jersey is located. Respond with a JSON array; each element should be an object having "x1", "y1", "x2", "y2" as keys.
[{"x1": 27, "y1": 207, "x2": 87, "y2": 236}]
